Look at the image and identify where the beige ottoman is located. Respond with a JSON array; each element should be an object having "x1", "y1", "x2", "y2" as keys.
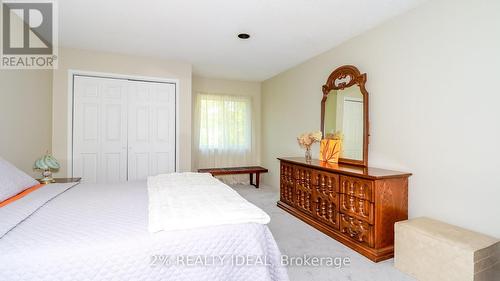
[{"x1": 395, "y1": 217, "x2": 499, "y2": 281}]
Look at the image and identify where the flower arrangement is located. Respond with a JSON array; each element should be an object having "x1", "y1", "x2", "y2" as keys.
[{"x1": 297, "y1": 131, "x2": 322, "y2": 161}]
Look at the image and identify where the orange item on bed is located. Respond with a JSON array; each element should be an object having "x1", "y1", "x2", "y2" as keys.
[{"x1": 0, "y1": 183, "x2": 45, "y2": 208}]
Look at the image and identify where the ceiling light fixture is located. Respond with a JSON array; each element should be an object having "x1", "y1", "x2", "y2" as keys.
[{"x1": 238, "y1": 33, "x2": 250, "y2": 39}]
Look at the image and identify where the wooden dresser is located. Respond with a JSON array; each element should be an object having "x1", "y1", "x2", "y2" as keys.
[{"x1": 278, "y1": 157, "x2": 411, "y2": 262}]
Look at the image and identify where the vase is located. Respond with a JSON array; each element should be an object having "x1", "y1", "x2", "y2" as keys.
[
  {"x1": 319, "y1": 139, "x2": 342, "y2": 163},
  {"x1": 305, "y1": 146, "x2": 312, "y2": 162}
]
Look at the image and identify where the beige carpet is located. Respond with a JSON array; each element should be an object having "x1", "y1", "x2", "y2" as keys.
[{"x1": 232, "y1": 184, "x2": 415, "y2": 281}]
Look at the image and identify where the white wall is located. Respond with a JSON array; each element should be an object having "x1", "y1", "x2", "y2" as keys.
[
  {"x1": 192, "y1": 76, "x2": 261, "y2": 169},
  {"x1": 0, "y1": 70, "x2": 53, "y2": 177},
  {"x1": 262, "y1": 0, "x2": 500, "y2": 237},
  {"x1": 52, "y1": 48, "x2": 192, "y2": 176}
]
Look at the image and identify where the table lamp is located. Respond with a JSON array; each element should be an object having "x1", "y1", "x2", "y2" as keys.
[{"x1": 34, "y1": 153, "x2": 60, "y2": 184}]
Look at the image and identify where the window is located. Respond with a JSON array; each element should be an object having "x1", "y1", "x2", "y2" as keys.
[{"x1": 197, "y1": 94, "x2": 251, "y2": 150}]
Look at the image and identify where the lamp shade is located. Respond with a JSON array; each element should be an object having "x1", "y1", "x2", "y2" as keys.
[{"x1": 34, "y1": 154, "x2": 60, "y2": 171}]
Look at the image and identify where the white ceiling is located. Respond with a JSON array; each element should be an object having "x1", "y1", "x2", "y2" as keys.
[{"x1": 59, "y1": 0, "x2": 425, "y2": 81}]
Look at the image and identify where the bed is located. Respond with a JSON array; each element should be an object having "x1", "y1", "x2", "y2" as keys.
[{"x1": 0, "y1": 180, "x2": 288, "y2": 281}]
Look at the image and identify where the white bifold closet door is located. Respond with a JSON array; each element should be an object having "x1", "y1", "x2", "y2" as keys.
[
  {"x1": 127, "y1": 81, "x2": 176, "y2": 181},
  {"x1": 73, "y1": 76, "x2": 129, "y2": 183},
  {"x1": 73, "y1": 76, "x2": 175, "y2": 184}
]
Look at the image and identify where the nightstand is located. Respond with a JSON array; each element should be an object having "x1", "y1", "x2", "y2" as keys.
[{"x1": 37, "y1": 177, "x2": 82, "y2": 184}]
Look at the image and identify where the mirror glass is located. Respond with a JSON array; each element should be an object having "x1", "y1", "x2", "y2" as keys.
[{"x1": 323, "y1": 86, "x2": 364, "y2": 161}]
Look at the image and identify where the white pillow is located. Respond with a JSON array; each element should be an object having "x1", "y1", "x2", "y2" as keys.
[{"x1": 0, "y1": 157, "x2": 39, "y2": 202}]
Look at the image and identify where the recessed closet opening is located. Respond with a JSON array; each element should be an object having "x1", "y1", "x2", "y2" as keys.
[{"x1": 68, "y1": 71, "x2": 179, "y2": 183}]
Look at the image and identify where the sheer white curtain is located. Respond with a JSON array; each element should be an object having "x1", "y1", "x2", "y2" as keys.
[{"x1": 194, "y1": 93, "x2": 253, "y2": 184}]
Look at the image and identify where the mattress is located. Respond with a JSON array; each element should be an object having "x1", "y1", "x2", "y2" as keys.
[{"x1": 0, "y1": 181, "x2": 288, "y2": 281}]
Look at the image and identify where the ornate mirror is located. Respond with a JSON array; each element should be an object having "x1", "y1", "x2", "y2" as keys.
[{"x1": 321, "y1": 65, "x2": 369, "y2": 167}]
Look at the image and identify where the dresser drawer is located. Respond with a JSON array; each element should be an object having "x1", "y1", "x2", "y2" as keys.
[
  {"x1": 293, "y1": 165, "x2": 314, "y2": 214},
  {"x1": 314, "y1": 197, "x2": 340, "y2": 230},
  {"x1": 309, "y1": 170, "x2": 339, "y2": 229},
  {"x1": 314, "y1": 188, "x2": 340, "y2": 230},
  {"x1": 340, "y1": 214, "x2": 374, "y2": 247},
  {"x1": 293, "y1": 165, "x2": 314, "y2": 186},
  {"x1": 340, "y1": 176, "x2": 374, "y2": 202},
  {"x1": 279, "y1": 162, "x2": 295, "y2": 205},
  {"x1": 312, "y1": 170, "x2": 340, "y2": 193},
  {"x1": 340, "y1": 194, "x2": 374, "y2": 224}
]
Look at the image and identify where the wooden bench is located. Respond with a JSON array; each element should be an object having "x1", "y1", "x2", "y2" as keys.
[{"x1": 197, "y1": 166, "x2": 268, "y2": 188}]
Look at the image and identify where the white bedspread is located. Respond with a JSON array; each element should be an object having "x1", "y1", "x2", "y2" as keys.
[
  {"x1": 148, "y1": 173, "x2": 270, "y2": 233},
  {"x1": 0, "y1": 180, "x2": 288, "y2": 281}
]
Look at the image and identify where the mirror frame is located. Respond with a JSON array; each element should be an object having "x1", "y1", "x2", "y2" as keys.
[{"x1": 320, "y1": 65, "x2": 369, "y2": 167}]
